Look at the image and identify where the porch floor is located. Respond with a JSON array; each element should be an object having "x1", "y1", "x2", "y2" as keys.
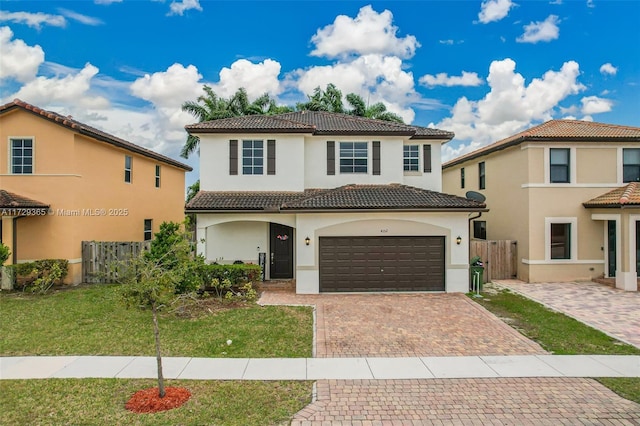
[{"x1": 592, "y1": 277, "x2": 640, "y2": 292}]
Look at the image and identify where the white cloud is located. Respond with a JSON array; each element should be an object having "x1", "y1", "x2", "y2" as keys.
[
  {"x1": 57, "y1": 9, "x2": 104, "y2": 26},
  {"x1": 168, "y1": 0, "x2": 203, "y2": 16},
  {"x1": 310, "y1": 5, "x2": 419, "y2": 59},
  {"x1": 437, "y1": 58, "x2": 586, "y2": 161},
  {"x1": 517, "y1": 15, "x2": 560, "y2": 43},
  {"x1": 293, "y1": 54, "x2": 417, "y2": 123},
  {"x1": 581, "y1": 96, "x2": 613, "y2": 114},
  {"x1": 9, "y1": 63, "x2": 109, "y2": 108},
  {"x1": 600, "y1": 63, "x2": 617, "y2": 76},
  {"x1": 130, "y1": 63, "x2": 203, "y2": 108},
  {"x1": 0, "y1": 11, "x2": 66, "y2": 29},
  {"x1": 0, "y1": 27, "x2": 44, "y2": 83},
  {"x1": 212, "y1": 59, "x2": 282, "y2": 99},
  {"x1": 419, "y1": 71, "x2": 483, "y2": 88},
  {"x1": 478, "y1": 0, "x2": 514, "y2": 24},
  {"x1": 95, "y1": 0, "x2": 122, "y2": 4}
]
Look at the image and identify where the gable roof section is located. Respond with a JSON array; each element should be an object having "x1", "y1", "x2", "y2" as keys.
[
  {"x1": 443, "y1": 120, "x2": 640, "y2": 169},
  {"x1": 186, "y1": 110, "x2": 454, "y2": 140},
  {"x1": 583, "y1": 183, "x2": 640, "y2": 208},
  {"x1": 186, "y1": 184, "x2": 486, "y2": 212},
  {"x1": 0, "y1": 99, "x2": 192, "y2": 171},
  {"x1": 0, "y1": 190, "x2": 49, "y2": 209}
]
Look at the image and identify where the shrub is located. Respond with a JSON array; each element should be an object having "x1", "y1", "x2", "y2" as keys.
[
  {"x1": 200, "y1": 264, "x2": 261, "y2": 302},
  {"x1": 8, "y1": 259, "x2": 69, "y2": 293},
  {"x1": 0, "y1": 243, "x2": 10, "y2": 266}
]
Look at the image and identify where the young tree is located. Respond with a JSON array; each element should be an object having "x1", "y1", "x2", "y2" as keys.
[{"x1": 119, "y1": 223, "x2": 201, "y2": 398}]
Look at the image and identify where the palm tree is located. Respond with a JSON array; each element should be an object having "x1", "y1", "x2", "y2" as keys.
[
  {"x1": 296, "y1": 83, "x2": 345, "y2": 113},
  {"x1": 345, "y1": 93, "x2": 404, "y2": 123},
  {"x1": 181, "y1": 86, "x2": 292, "y2": 158}
]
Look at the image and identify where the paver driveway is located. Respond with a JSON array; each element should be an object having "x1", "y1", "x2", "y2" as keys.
[
  {"x1": 259, "y1": 292, "x2": 545, "y2": 357},
  {"x1": 496, "y1": 280, "x2": 640, "y2": 349}
]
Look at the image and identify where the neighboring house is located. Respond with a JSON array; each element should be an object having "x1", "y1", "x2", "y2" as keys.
[
  {"x1": 0, "y1": 99, "x2": 192, "y2": 284},
  {"x1": 185, "y1": 111, "x2": 486, "y2": 294},
  {"x1": 442, "y1": 120, "x2": 640, "y2": 291}
]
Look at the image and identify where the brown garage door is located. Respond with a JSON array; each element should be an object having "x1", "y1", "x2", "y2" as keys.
[{"x1": 319, "y1": 236, "x2": 445, "y2": 292}]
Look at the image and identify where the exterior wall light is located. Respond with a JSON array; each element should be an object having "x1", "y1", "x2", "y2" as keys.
[
  {"x1": 305, "y1": 236, "x2": 311, "y2": 246},
  {"x1": 456, "y1": 236, "x2": 462, "y2": 245}
]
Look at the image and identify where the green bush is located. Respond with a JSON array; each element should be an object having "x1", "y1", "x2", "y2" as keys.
[
  {"x1": 8, "y1": 259, "x2": 69, "y2": 293},
  {"x1": 0, "y1": 243, "x2": 10, "y2": 266},
  {"x1": 199, "y1": 264, "x2": 261, "y2": 302}
]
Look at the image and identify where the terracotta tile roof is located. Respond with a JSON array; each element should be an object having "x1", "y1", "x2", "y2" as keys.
[
  {"x1": 443, "y1": 120, "x2": 640, "y2": 168},
  {"x1": 186, "y1": 184, "x2": 486, "y2": 212},
  {"x1": 0, "y1": 190, "x2": 49, "y2": 209},
  {"x1": 186, "y1": 110, "x2": 454, "y2": 140},
  {"x1": 0, "y1": 99, "x2": 192, "y2": 171},
  {"x1": 583, "y1": 183, "x2": 640, "y2": 208}
]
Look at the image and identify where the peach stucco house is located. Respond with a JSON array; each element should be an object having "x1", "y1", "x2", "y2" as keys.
[
  {"x1": 442, "y1": 120, "x2": 640, "y2": 291},
  {"x1": 0, "y1": 99, "x2": 192, "y2": 284}
]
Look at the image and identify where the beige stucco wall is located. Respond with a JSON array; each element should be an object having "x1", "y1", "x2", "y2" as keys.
[
  {"x1": 0, "y1": 109, "x2": 188, "y2": 284},
  {"x1": 576, "y1": 147, "x2": 617, "y2": 184}
]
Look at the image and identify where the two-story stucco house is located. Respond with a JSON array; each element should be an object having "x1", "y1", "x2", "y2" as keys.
[
  {"x1": 442, "y1": 120, "x2": 640, "y2": 291},
  {"x1": 185, "y1": 111, "x2": 486, "y2": 294},
  {"x1": 0, "y1": 99, "x2": 192, "y2": 284}
]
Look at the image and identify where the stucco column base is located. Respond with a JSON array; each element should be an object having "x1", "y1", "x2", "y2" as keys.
[{"x1": 616, "y1": 272, "x2": 638, "y2": 292}]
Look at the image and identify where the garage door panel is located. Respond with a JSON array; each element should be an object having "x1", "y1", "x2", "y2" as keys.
[{"x1": 319, "y1": 236, "x2": 445, "y2": 292}]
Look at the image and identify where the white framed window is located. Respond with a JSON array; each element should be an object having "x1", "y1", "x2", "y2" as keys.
[
  {"x1": 340, "y1": 142, "x2": 368, "y2": 173},
  {"x1": 10, "y1": 138, "x2": 34, "y2": 174},
  {"x1": 403, "y1": 145, "x2": 419, "y2": 171},
  {"x1": 144, "y1": 219, "x2": 153, "y2": 241},
  {"x1": 124, "y1": 155, "x2": 132, "y2": 183},
  {"x1": 155, "y1": 165, "x2": 161, "y2": 188},
  {"x1": 545, "y1": 147, "x2": 576, "y2": 184},
  {"x1": 242, "y1": 140, "x2": 263, "y2": 175},
  {"x1": 623, "y1": 148, "x2": 640, "y2": 183},
  {"x1": 545, "y1": 217, "x2": 577, "y2": 261}
]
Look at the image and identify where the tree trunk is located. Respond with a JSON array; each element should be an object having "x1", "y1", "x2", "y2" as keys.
[{"x1": 151, "y1": 303, "x2": 166, "y2": 398}]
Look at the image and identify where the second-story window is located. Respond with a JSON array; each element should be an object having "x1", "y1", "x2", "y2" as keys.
[
  {"x1": 242, "y1": 140, "x2": 263, "y2": 175},
  {"x1": 124, "y1": 155, "x2": 132, "y2": 183},
  {"x1": 623, "y1": 148, "x2": 640, "y2": 183},
  {"x1": 461, "y1": 168, "x2": 465, "y2": 189},
  {"x1": 10, "y1": 138, "x2": 34, "y2": 174},
  {"x1": 403, "y1": 145, "x2": 419, "y2": 171},
  {"x1": 155, "y1": 165, "x2": 161, "y2": 188},
  {"x1": 550, "y1": 148, "x2": 570, "y2": 183},
  {"x1": 478, "y1": 162, "x2": 485, "y2": 190},
  {"x1": 340, "y1": 142, "x2": 368, "y2": 173}
]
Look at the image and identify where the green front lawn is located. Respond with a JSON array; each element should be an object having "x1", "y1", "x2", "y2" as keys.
[
  {"x1": 472, "y1": 286, "x2": 640, "y2": 403},
  {"x1": 0, "y1": 284, "x2": 313, "y2": 358},
  {"x1": 0, "y1": 379, "x2": 312, "y2": 426}
]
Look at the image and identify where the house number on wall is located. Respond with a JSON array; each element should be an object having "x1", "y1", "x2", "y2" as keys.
[{"x1": 380, "y1": 229, "x2": 388, "y2": 233}]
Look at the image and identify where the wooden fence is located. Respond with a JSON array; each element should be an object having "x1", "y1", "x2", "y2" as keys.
[
  {"x1": 470, "y1": 239, "x2": 517, "y2": 283},
  {"x1": 82, "y1": 241, "x2": 150, "y2": 283}
]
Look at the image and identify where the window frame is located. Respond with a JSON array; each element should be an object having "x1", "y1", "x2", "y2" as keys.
[
  {"x1": 339, "y1": 141, "x2": 368, "y2": 174},
  {"x1": 403, "y1": 144, "x2": 419, "y2": 172},
  {"x1": 623, "y1": 148, "x2": 640, "y2": 183},
  {"x1": 242, "y1": 139, "x2": 264, "y2": 175},
  {"x1": 144, "y1": 219, "x2": 153, "y2": 241},
  {"x1": 473, "y1": 220, "x2": 487, "y2": 240},
  {"x1": 155, "y1": 165, "x2": 161, "y2": 188},
  {"x1": 478, "y1": 162, "x2": 485, "y2": 190},
  {"x1": 549, "y1": 148, "x2": 570, "y2": 184},
  {"x1": 545, "y1": 217, "x2": 577, "y2": 261},
  {"x1": 9, "y1": 137, "x2": 34, "y2": 175},
  {"x1": 124, "y1": 155, "x2": 132, "y2": 183}
]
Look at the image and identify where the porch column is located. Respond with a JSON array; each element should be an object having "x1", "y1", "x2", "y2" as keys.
[
  {"x1": 1, "y1": 216, "x2": 15, "y2": 265},
  {"x1": 617, "y1": 214, "x2": 638, "y2": 291}
]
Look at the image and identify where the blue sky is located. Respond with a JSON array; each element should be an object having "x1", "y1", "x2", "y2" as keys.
[{"x1": 1, "y1": 0, "x2": 639, "y2": 187}]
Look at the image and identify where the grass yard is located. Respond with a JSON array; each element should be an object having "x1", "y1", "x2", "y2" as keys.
[
  {"x1": 472, "y1": 286, "x2": 640, "y2": 403},
  {"x1": 0, "y1": 379, "x2": 312, "y2": 426},
  {"x1": 0, "y1": 284, "x2": 313, "y2": 358}
]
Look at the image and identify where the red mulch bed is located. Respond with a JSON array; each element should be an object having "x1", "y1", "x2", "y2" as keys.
[{"x1": 125, "y1": 386, "x2": 191, "y2": 414}]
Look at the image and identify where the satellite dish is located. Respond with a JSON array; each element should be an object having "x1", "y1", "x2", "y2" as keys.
[{"x1": 466, "y1": 191, "x2": 486, "y2": 203}]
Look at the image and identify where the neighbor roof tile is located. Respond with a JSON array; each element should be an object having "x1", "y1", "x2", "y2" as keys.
[{"x1": 583, "y1": 183, "x2": 640, "y2": 208}]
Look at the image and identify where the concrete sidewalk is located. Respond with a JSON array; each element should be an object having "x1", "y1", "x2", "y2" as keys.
[{"x1": 2, "y1": 355, "x2": 638, "y2": 380}]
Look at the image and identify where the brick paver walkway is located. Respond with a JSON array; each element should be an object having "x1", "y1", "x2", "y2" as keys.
[
  {"x1": 260, "y1": 292, "x2": 545, "y2": 357},
  {"x1": 495, "y1": 280, "x2": 640, "y2": 349},
  {"x1": 291, "y1": 378, "x2": 640, "y2": 425}
]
